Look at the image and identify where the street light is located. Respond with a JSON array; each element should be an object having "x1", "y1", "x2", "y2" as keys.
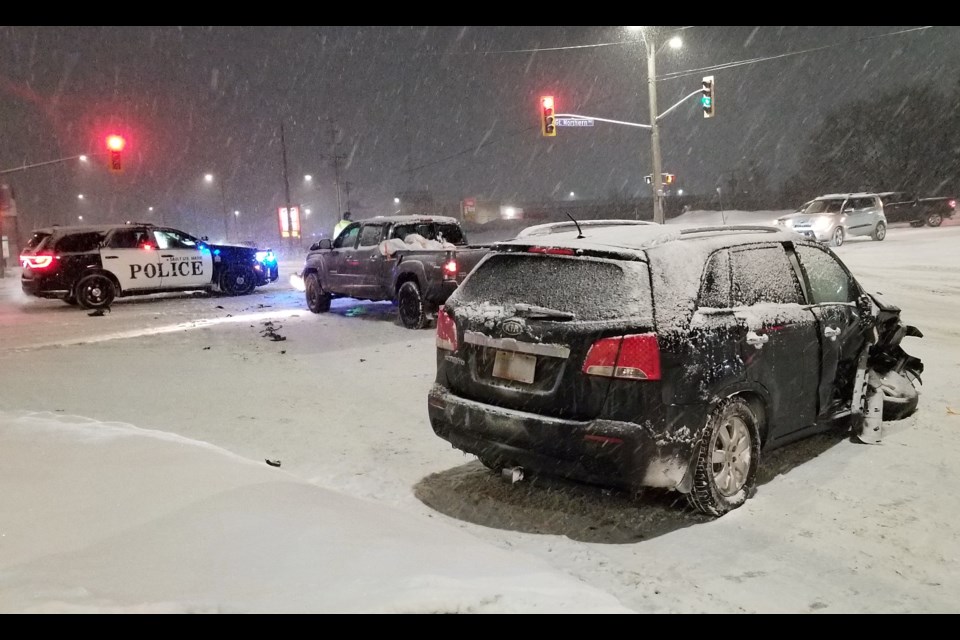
[
  {"x1": 148, "y1": 206, "x2": 154, "y2": 212},
  {"x1": 77, "y1": 194, "x2": 84, "y2": 200},
  {"x1": 78, "y1": 215, "x2": 83, "y2": 221},
  {"x1": 204, "y1": 173, "x2": 214, "y2": 183},
  {"x1": 569, "y1": 191, "x2": 576, "y2": 198},
  {"x1": 79, "y1": 155, "x2": 88, "y2": 162},
  {"x1": 626, "y1": 26, "x2": 683, "y2": 224},
  {"x1": 304, "y1": 174, "x2": 312, "y2": 182}
]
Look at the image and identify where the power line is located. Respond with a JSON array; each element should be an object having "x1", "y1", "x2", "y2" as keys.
[
  {"x1": 439, "y1": 27, "x2": 695, "y2": 56},
  {"x1": 657, "y1": 26, "x2": 934, "y2": 81}
]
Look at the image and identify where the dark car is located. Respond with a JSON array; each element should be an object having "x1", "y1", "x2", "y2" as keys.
[
  {"x1": 427, "y1": 222, "x2": 923, "y2": 516},
  {"x1": 878, "y1": 191, "x2": 956, "y2": 227},
  {"x1": 20, "y1": 223, "x2": 275, "y2": 309}
]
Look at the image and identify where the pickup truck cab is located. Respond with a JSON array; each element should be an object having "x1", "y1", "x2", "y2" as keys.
[
  {"x1": 300, "y1": 215, "x2": 489, "y2": 329},
  {"x1": 878, "y1": 191, "x2": 956, "y2": 227}
]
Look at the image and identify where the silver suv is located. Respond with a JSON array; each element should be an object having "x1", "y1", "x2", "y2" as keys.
[{"x1": 776, "y1": 193, "x2": 887, "y2": 246}]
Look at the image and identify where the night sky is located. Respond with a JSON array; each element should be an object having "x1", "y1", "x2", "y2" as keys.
[{"x1": 1, "y1": 26, "x2": 956, "y2": 242}]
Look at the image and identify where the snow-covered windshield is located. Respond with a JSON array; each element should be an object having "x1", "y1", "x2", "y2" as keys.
[
  {"x1": 453, "y1": 253, "x2": 652, "y2": 321},
  {"x1": 804, "y1": 199, "x2": 845, "y2": 214}
]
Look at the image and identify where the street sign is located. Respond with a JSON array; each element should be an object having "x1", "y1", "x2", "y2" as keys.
[{"x1": 556, "y1": 118, "x2": 594, "y2": 127}]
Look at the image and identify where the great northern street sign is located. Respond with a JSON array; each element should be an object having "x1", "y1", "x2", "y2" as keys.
[{"x1": 556, "y1": 118, "x2": 594, "y2": 127}]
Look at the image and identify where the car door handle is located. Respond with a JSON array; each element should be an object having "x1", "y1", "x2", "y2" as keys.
[
  {"x1": 746, "y1": 331, "x2": 769, "y2": 348},
  {"x1": 824, "y1": 326, "x2": 841, "y2": 340},
  {"x1": 103, "y1": 255, "x2": 118, "y2": 259},
  {"x1": 161, "y1": 254, "x2": 174, "y2": 258}
]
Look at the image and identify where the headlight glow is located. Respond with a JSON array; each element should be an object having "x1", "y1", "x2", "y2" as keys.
[
  {"x1": 290, "y1": 273, "x2": 306, "y2": 292},
  {"x1": 812, "y1": 216, "x2": 832, "y2": 231},
  {"x1": 255, "y1": 250, "x2": 277, "y2": 265}
]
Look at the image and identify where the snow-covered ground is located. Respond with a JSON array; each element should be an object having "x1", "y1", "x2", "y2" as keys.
[{"x1": 1, "y1": 211, "x2": 958, "y2": 612}]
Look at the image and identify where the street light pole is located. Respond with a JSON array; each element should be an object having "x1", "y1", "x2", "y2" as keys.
[
  {"x1": 646, "y1": 37, "x2": 665, "y2": 225},
  {"x1": 220, "y1": 180, "x2": 228, "y2": 241}
]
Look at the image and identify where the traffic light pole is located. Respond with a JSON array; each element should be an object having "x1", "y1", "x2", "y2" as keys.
[
  {"x1": 646, "y1": 38, "x2": 665, "y2": 225},
  {"x1": 0, "y1": 153, "x2": 90, "y2": 176}
]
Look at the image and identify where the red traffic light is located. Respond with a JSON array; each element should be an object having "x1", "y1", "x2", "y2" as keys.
[
  {"x1": 541, "y1": 96, "x2": 554, "y2": 110},
  {"x1": 106, "y1": 135, "x2": 126, "y2": 152}
]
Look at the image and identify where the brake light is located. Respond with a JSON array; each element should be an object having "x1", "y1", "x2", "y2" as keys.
[
  {"x1": 582, "y1": 333, "x2": 661, "y2": 381},
  {"x1": 140, "y1": 243, "x2": 154, "y2": 250},
  {"x1": 436, "y1": 306, "x2": 458, "y2": 351},
  {"x1": 528, "y1": 246, "x2": 576, "y2": 256},
  {"x1": 443, "y1": 259, "x2": 458, "y2": 277},
  {"x1": 20, "y1": 254, "x2": 55, "y2": 270},
  {"x1": 949, "y1": 199, "x2": 956, "y2": 209}
]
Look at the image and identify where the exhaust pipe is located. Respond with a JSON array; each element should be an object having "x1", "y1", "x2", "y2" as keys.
[{"x1": 501, "y1": 466, "x2": 524, "y2": 484}]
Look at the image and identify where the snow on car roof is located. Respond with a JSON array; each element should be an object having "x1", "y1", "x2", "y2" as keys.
[
  {"x1": 817, "y1": 192, "x2": 880, "y2": 199},
  {"x1": 365, "y1": 215, "x2": 459, "y2": 224}
]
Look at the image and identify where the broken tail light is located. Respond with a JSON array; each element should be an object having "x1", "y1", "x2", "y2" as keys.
[
  {"x1": 582, "y1": 333, "x2": 661, "y2": 380},
  {"x1": 436, "y1": 306, "x2": 458, "y2": 352}
]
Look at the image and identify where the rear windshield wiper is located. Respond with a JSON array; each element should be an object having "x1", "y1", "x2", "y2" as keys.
[{"x1": 513, "y1": 303, "x2": 576, "y2": 320}]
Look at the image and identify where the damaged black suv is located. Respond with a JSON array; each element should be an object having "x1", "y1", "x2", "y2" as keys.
[{"x1": 427, "y1": 222, "x2": 923, "y2": 516}]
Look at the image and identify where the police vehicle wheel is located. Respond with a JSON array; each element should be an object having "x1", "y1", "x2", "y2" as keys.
[
  {"x1": 397, "y1": 280, "x2": 428, "y2": 330},
  {"x1": 75, "y1": 274, "x2": 116, "y2": 310},
  {"x1": 221, "y1": 265, "x2": 257, "y2": 296},
  {"x1": 305, "y1": 273, "x2": 331, "y2": 313},
  {"x1": 872, "y1": 221, "x2": 886, "y2": 241},
  {"x1": 927, "y1": 212, "x2": 943, "y2": 227},
  {"x1": 688, "y1": 397, "x2": 761, "y2": 517}
]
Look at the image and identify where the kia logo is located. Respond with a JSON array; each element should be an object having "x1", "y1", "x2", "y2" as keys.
[{"x1": 502, "y1": 319, "x2": 523, "y2": 336}]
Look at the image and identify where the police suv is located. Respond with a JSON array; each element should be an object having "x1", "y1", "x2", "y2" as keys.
[{"x1": 20, "y1": 223, "x2": 278, "y2": 309}]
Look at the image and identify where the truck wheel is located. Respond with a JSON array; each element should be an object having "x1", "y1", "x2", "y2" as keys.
[
  {"x1": 872, "y1": 221, "x2": 886, "y2": 241},
  {"x1": 927, "y1": 212, "x2": 943, "y2": 227},
  {"x1": 305, "y1": 273, "x2": 331, "y2": 313},
  {"x1": 687, "y1": 397, "x2": 761, "y2": 517},
  {"x1": 220, "y1": 265, "x2": 257, "y2": 296},
  {"x1": 75, "y1": 274, "x2": 116, "y2": 310},
  {"x1": 397, "y1": 280, "x2": 429, "y2": 330},
  {"x1": 830, "y1": 227, "x2": 845, "y2": 247}
]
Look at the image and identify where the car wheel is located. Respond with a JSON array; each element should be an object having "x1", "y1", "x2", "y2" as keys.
[
  {"x1": 305, "y1": 273, "x2": 331, "y2": 313},
  {"x1": 75, "y1": 274, "x2": 116, "y2": 310},
  {"x1": 688, "y1": 397, "x2": 761, "y2": 517},
  {"x1": 872, "y1": 221, "x2": 886, "y2": 241},
  {"x1": 830, "y1": 227, "x2": 845, "y2": 247},
  {"x1": 879, "y1": 370, "x2": 919, "y2": 421},
  {"x1": 220, "y1": 265, "x2": 257, "y2": 296},
  {"x1": 927, "y1": 212, "x2": 943, "y2": 227},
  {"x1": 397, "y1": 280, "x2": 429, "y2": 329}
]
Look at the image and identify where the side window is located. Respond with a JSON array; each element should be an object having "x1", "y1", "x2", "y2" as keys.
[
  {"x1": 107, "y1": 228, "x2": 151, "y2": 249},
  {"x1": 359, "y1": 224, "x2": 383, "y2": 247},
  {"x1": 730, "y1": 245, "x2": 803, "y2": 306},
  {"x1": 334, "y1": 224, "x2": 360, "y2": 249},
  {"x1": 698, "y1": 250, "x2": 731, "y2": 308},
  {"x1": 55, "y1": 232, "x2": 105, "y2": 253},
  {"x1": 153, "y1": 229, "x2": 198, "y2": 250},
  {"x1": 795, "y1": 245, "x2": 857, "y2": 304}
]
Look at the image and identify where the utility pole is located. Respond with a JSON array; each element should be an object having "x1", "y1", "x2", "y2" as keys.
[
  {"x1": 344, "y1": 181, "x2": 354, "y2": 211},
  {"x1": 219, "y1": 180, "x2": 228, "y2": 241},
  {"x1": 280, "y1": 121, "x2": 294, "y2": 252},
  {"x1": 327, "y1": 119, "x2": 345, "y2": 215},
  {"x1": 646, "y1": 36, "x2": 665, "y2": 225}
]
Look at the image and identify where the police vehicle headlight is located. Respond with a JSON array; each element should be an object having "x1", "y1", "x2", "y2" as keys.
[{"x1": 255, "y1": 250, "x2": 277, "y2": 265}]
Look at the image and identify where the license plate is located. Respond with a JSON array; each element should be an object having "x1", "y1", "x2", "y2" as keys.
[{"x1": 492, "y1": 350, "x2": 537, "y2": 384}]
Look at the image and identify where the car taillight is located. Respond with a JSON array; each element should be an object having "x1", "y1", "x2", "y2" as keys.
[
  {"x1": 949, "y1": 199, "x2": 956, "y2": 210},
  {"x1": 582, "y1": 333, "x2": 660, "y2": 381},
  {"x1": 436, "y1": 306, "x2": 458, "y2": 351},
  {"x1": 20, "y1": 254, "x2": 55, "y2": 270},
  {"x1": 443, "y1": 259, "x2": 458, "y2": 278},
  {"x1": 528, "y1": 246, "x2": 576, "y2": 256}
]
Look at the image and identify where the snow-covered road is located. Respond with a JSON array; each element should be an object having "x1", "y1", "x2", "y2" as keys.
[{"x1": 1, "y1": 216, "x2": 958, "y2": 612}]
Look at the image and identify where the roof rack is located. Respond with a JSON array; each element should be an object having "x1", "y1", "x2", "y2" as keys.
[
  {"x1": 124, "y1": 221, "x2": 157, "y2": 226},
  {"x1": 515, "y1": 219, "x2": 660, "y2": 238},
  {"x1": 678, "y1": 225, "x2": 782, "y2": 236}
]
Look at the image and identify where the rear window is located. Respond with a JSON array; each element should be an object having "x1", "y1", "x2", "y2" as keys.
[
  {"x1": 25, "y1": 232, "x2": 52, "y2": 252},
  {"x1": 392, "y1": 222, "x2": 465, "y2": 246},
  {"x1": 54, "y1": 232, "x2": 105, "y2": 253},
  {"x1": 452, "y1": 253, "x2": 652, "y2": 321}
]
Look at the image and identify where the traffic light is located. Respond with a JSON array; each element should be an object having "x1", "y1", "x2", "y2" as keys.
[
  {"x1": 663, "y1": 173, "x2": 675, "y2": 184},
  {"x1": 540, "y1": 95, "x2": 556, "y2": 137},
  {"x1": 106, "y1": 134, "x2": 126, "y2": 172},
  {"x1": 701, "y1": 76, "x2": 715, "y2": 119}
]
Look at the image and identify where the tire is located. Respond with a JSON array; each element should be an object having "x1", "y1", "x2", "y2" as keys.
[
  {"x1": 830, "y1": 226, "x2": 845, "y2": 247},
  {"x1": 879, "y1": 370, "x2": 920, "y2": 421},
  {"x1": 397, "y1": 280, "x2": 429, "y2": 330},
  {"x1": 305, "y1": 273, "x2": 331, "y2": 313},
  {"x1": 74, "y1": 274, "x2": 116, "y2": 310},
  {"x1": 872, "y1": 221, "x2": 886, "y2": 241},
  {"x1": 220, "y1": 264, "x2": 257, "y2": 296},
  {"x1": 927, "y1": 212, "x2": 943, "y2": 227},
  {"x1": 688, "y1": 397, "x2": 762, "y2": 517}
]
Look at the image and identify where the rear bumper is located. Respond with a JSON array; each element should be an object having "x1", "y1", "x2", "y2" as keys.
[
  {"x1": 424, "y1": 279, "x2": 458, "y2": 305},
  {"x1": 21, "y1": 274, "x2": 70, "y2": 299},
  {"x1": 427, "y1": 384, "x2": 698, "y2": 492}
]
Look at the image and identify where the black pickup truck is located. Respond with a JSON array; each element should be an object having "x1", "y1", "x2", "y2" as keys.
[
  {"x1": 299, "y1": 215, "x2": 490, "y2": 329},
  {"x1": 879, "y1": 192, "x2": 956, "y2": 227}
]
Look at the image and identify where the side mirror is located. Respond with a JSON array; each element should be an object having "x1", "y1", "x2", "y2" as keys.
[
  {"x1": 843, "y1": 207, "x2": 854, "y2": 214},
  {"x1": 318, "y1": 238, "x2": 332, "y2": 250}
]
